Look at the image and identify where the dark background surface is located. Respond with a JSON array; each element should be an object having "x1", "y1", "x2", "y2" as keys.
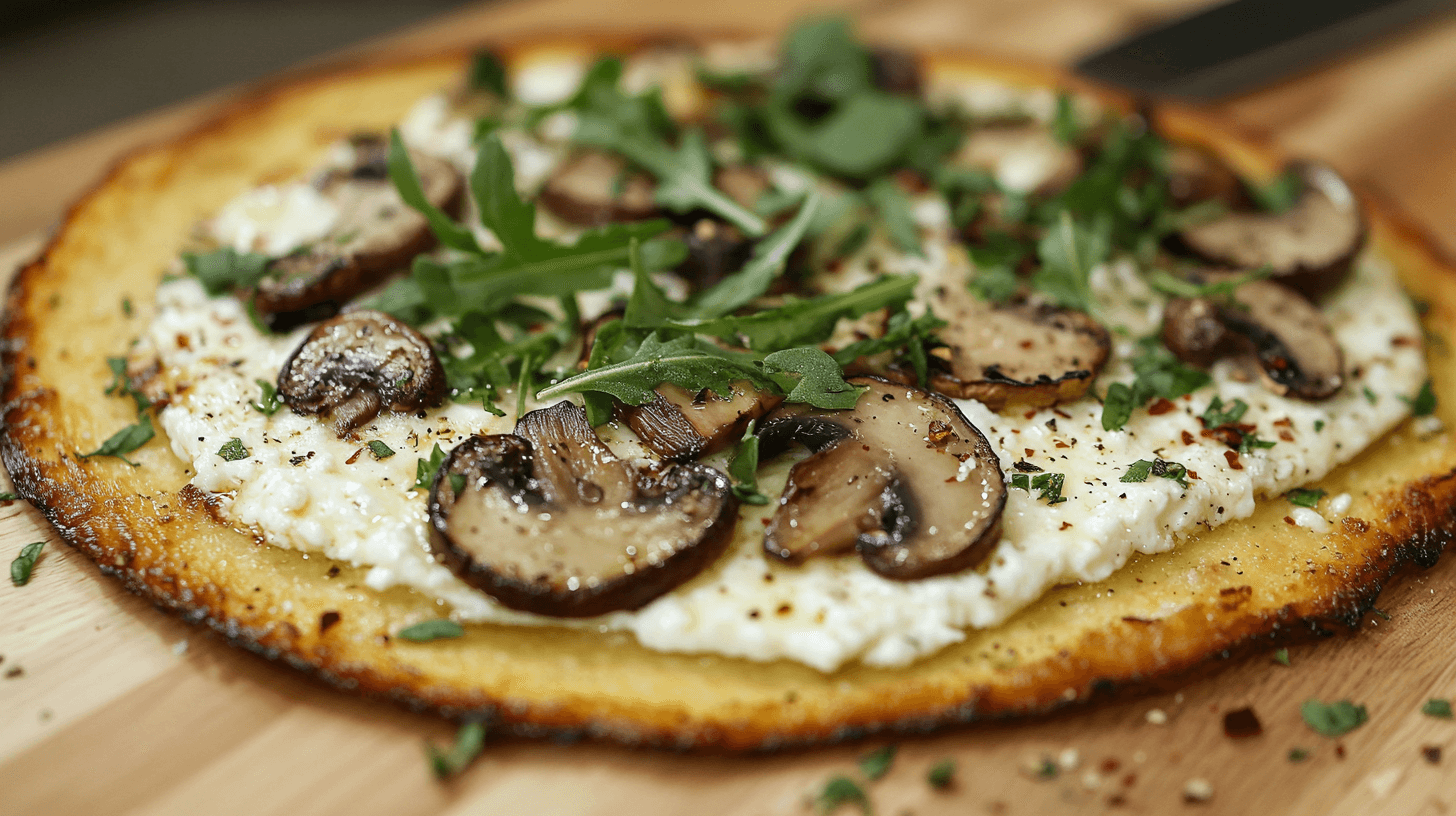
[{"x1": 0, "y1": 0, "x2": 474, "y2": 160}]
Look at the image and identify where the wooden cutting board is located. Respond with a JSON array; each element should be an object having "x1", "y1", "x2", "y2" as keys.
[{"x1": 5, "y1": 1, "x2": 1456, "y2": 814}]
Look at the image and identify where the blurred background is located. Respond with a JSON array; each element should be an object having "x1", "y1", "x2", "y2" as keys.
[{"x1": 0, "y1": 0, "x2": 474, "y2": 160}]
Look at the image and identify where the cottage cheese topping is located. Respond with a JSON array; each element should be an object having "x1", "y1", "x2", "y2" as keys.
[{"x1": 140, "y1": 66, "x2": 1429, "y2": 673}]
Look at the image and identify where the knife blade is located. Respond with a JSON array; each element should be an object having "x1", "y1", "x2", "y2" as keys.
[{"x1": 1075, "y1": 0, "x2": 1455, "y2": 99}]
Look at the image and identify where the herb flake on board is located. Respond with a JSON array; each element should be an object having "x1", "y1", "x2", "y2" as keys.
[
  {"x1": 10, "y1": 541, "x2": 45, "y2": 586},
  {"x1": 426, "y1": 720, "x2": 486, "y2": 779}
]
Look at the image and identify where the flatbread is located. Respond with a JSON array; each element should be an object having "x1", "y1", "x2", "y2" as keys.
[{"x1": 5, "y1": 37, "x2": 1456, "y2": 750}]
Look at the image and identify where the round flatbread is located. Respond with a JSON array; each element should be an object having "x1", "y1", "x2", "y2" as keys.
[{"x1": 5, "y1": 34, "x2": 1456, "y2": 750}]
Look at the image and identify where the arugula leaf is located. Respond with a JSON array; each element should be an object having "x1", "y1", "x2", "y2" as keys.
[
  {"x1": 865, "y1": 178, "x2": 922, "y2": 255},
  {"x1": 387, "y1": 129, "x2": 481, "y2": 253},
  {"x1": 927, "y1": 759, "x2": 956, "y2": 790},
  {"x1": 1300, "y1": 699, "x2": 1368, "y2": 738},
  {"x1": 426, "y1": 721, "x2": 486, "y2": 780},
  {"x1": 414, "y1": 443, "x2": 448, "y2": 489},
  {"x1": 78, "y1": 417, "x2": 154, "y2": 466},
  {"x1": 1403, "y1": 379, "x2": 1437, "y2": 416},
  {"x1": 966, "y1": 232, "x2": 1030, "y2": 304},
  {"x1": 580, "y1": 318, "x2": 634, "y2": 426},
  {"x1": 830, "y1": 310, "x2": 945, "y2": 386},
  {"x1": 669, "y1": 275, "x2": 917, "y2": 351},
  {"x1": 539, "y1": 333, "x2": 776, "y2": 406},
  {"x1": 686, "y1": 193, "x2": 820, "y2": 319},
  {"x1": 468, "y1": 50, "x2": 508, "y2": 97},
  {"x1": 858, "y1": 745, "x2": 897, "y2": 781},
  {"x1": 367, "y1": 440, "x2": 396, "y2": 460},
  {"x1": 470, "y1": 135, "x2": 550, "y2": 259},
  {"x1": 1287, "y1": 487, "x2": 1325, "y2": 508},
  {"x1": 183, "y1": 248, "x2": 270, "y2": 296},
  {"x1": 762, "y1": 347, "x2": 865, "y2": 410},
  {"x1": 813, "y1": 775, "x2": 871, "y2": 815},
  {"x1": 400, "y1": 618, "x2": 464, "y2": 642},
  {"x1": 728, "y1": 421, "x2": 769, "y2": 505},
  {"x1": 1051, "y1": 92, "x2": 1082, "y2": 144},
  {"x1": 1032, "y1": 212, "x2": 1106, "y2": 311},
  {"x1": 10, "y1": 541, "x2": 44, "y2": 586},
  {"x1": 217, "y1": 438, "x2": 250, "y2": 462},
  {"x1": 252, "y1": 379, "x2": 284, "y2": 416}
]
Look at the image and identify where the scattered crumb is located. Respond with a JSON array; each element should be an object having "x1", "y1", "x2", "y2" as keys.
[
  {"x1": 38, "y1": 708, "x2": 52, "y2": 721},
  {"x1": 1020, "y1": 754, "x2": 1058, "y2": 780},
  {"x1": 1106, "y1": 793, "x2": 1126, "y2": 807},
  {"x1": 1423, "y1": 746, "x2": 1442, "y2": 765},
  {"x1": 1146, "y1": 708, "x2": 1168, "y2": 725},
  {"x1": 1223, "y1": 707, "x2": 1263, "y2": 738},
  {"x1": 1081, "y1": 770, "x2": 1103, "y2": 791},
  {"x1": 4, "y1": 666, "x2": 23, "y2": 679},
  {"x1": 1182, "y1": 778, "x2": 1213, "y2": 803},
  {"x1": 172, "y1": 639, "x2": 189, "y2": 656},
  {"x1": 1367, "y1": 767, "x2": 1403, "y2": 799},
  {"x1": 1058, "y1": 748, "x2": 1081, "y2": 771},
  {"x1": 1100, "y1": 758, "x2": 1121, "y2": 774},
  {"x1": 1174, "y1": 693, "x2": 1185, "y2": 704}
]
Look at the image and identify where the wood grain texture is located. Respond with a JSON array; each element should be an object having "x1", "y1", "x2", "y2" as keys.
[{"x1": 3, "y1": 0, "x2": 1456, "y2": 814}]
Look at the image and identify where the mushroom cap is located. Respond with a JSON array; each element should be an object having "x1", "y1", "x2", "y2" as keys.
[
  {"x1": 254, "y1": 136, "x2": 464, "y2": 330},
  {"x1": 1176, "y1": 162, "x2": 1365, "y2": 298},
  {"x1": 757, "y1": 376, "x2": 1006, "y2": 580},
  {"x1": 537, "y1": 150, "x2": 659, "y2": 226},
  {"x1": 620, "y1": 381, "x2": 783, "y2": 461},
  {"x1": 277, "y1": 309, "x2": 446, "y2": 434},
  {"x1": 427, "y1": 401, "x2": 739, "y2": 617}
]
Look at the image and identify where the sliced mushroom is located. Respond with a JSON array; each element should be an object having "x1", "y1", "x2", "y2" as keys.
[
  {"x1": 869, "y1": 46, "x2": 923, "y2": 96},
  {"x1": 757, "y1": 377, "x2": 1006, "y2": 580},
  {"x1": 537, "y1": 150, "x2": 659, "y2": 226},
  {"x1": 1164, "y1": 144, "x2": 1245, "y2": 209},
  {"x1": 254, "y1": 135, "x2": 465, "y2": 331},
  {"x1": 621, "y1": 381, "x2": 783, "y2": 461},
  {"x1": 895, "y1": 286, "x2": 1110, "y2": 411},
  {"x1": 1161, "y1": 276, "x2": 1344, "y2": 400},
  {"x1": 674, "y1": 218, "x2": 754, "y2": 290},
  {"x1": 426, "y1": 401, "x2": 738, "y2": 617},
  {"x1": 278, "y1": 310, "x2": 446, "y2": 434},
  {"x1": 954, "y1": 123, "x2": 1083, "y2": 196},
  {"x1": 1176, "y1": 162, "x2": 1365, "y2": 298}
]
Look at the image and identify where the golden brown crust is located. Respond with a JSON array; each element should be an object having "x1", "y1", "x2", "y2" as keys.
[{"x1": 6, "y1": 35, "x2": 1456, "y2": 751}]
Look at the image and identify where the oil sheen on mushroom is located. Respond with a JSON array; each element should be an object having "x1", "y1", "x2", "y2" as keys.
[
  {"x1": 620, "y1": 381, "x2": 783, "y2": 461},
  {"x1": 277, "y1": 309, "x2": 446, "y2": 435},
  {"x1": 426, "y1": 401, "x2": 738, "y2": 617},
  {"x1": 253, "y1": 134, "x2": 465, "y2": 331},
  {"x1": 756, "y1": 377, "x2": 1006, "y2": 580}
]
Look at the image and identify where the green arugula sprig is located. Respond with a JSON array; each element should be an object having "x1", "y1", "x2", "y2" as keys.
[{"x1": 728, "y1": 421, "x2": 770, "y2": 505}]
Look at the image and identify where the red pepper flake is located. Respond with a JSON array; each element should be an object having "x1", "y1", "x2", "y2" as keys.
[
  {"x1": 1181, "y1": 430, "x2": 1196, "y2": 445},
  {"x1": 1279, "y1": 430, "x2": 1295, "y2": 442},
  {"x1": 1392, "y1": 335, "x2": 1419, "y2": 347},
  {"x1": 1335, "y1": 744, "x2": 1346, "y2": 759},
  {"x1": 1187, "y1": 470, "x2": 1200, "y2": 480},
  {"x1": 345, "y1": 447, "x2": 363, "y2": 465},
  {"x1": 1024, "y1": 448, "x2": 1036, "y2": 457},
  {"x1": 1122, "y1": 773, "x2": 1137, "y2": 788},
  {"x1": 1060, "y1": 522, "x2": 1073, "y2": 530},
  {"x1": 1148, "y1": 398, "x2": 1176, "y2": 415},
  {"x1": 1222, "y1": 707, "x2": 1263, "y2": 738},
  {"x1": 1024, "y1": 410, "x2": 1038, "y2": 420},
  {"x1": 1224, "y1": 450, "x2": 1243, "y2": 469},
  {"x1": 1423, "y1": 745, "x2": 1442, "y2": 764},
  {"x1": 319, "y1": 610, "x2": 342, "y2": 634},
  {"x1": 1284, "y1": 516, "x2": 1297, "y2": 526},
  {"x1": 1101, "y1": 758, "x2": 1121, "y2": 773}
]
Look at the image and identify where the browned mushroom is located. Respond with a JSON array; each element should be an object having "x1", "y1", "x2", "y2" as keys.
[
  {"x1": 278, "y1": 310, "x2": 446, "y2": 435},
  {"x1": 953, "y1": 123, "x2": 1083, "y2": 196},
  {"x1": 253, "y1": 134, "x2": 465, "y2": 331},
  {"x1": 1164, "y1": 144, "x2": 1246, "y2": 209},
  {"x1": 869, "y1": 46, "x2": 923, "y2": 96},
  {"x1": 1176, "y1": 162, "x2": 1365, "y2": 298},
  {"x1": 426, "y1": 400, "x2": 738, "y2": 617},
  {"x1": 537, "y1": 150, "x2": 659, "y2": 226},
  {"x1": 757, "y1": 377, "x2": 1006, "y2": 580},
  {"x1": 893, "y1": 286, "x2": 1110, "y2": 411},
  {"x1": 1162, "y1": 275, "x2": 1344, "y2": 400},
  {"x1": 621, "y1": 381, "x2": 783, "y2": 461},
  {"x1": 674, "y1": 218, "x2": 755, "y2": 290}
]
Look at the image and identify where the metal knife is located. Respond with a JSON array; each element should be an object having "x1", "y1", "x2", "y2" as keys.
[{"x1": 1075, "y1": 0, "x2": 1455, "y2": 99}]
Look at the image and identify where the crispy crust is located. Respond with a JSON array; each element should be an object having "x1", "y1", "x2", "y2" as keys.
[{"x1": 6, "y1": 36, "x2": 1456, "y2": 751}]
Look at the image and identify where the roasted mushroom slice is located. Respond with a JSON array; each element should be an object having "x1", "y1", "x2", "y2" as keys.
[
  {"x1": 621, "y1": 381, "x2": 783, "y2": 461},
  {"x1": 1176, "y1": 162, "x2": 1365, "y2": 298},
  {"x1": 954, "y1": 123, "x2": 1083, "y2": 196},
  {"x1": 869, "y1": 46, "x2": 923, "y2": 96},
  {"x1": 1164, "y1": 144, "x2": 1245, "y2": 209},
  {"x1": 254, "y1": 135, "x2": 465, "y2": 331},
  {"x1": 757, "y1": 377, "x2": 1006, "y2": 580},
  {"x1": 675, "y1": 219, "x2": 754, "y2": 290},
  {"x1": 427, "y1": 401, "x2": 738, "y2": 617},
  {"x1": 278, "y1": 310, "x2": 446, "y2": 435},
  {"x1": 1162, "y1": 277, "x2": 1343, "y2": 400},
  {"x1": 537, "y1": 150, "x2": 659, "y2": 226},
  {"x1": 897, "y1": 287, "x2": 1110, "y2": 411}
]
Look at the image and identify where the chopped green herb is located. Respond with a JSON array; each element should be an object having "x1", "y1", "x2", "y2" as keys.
[
  {"x1": 1288, "y1": 747, "x2": 1310, "y2": 763},
  {"x1": 1036, "y1": 758, "x2": 1059, "y2": 779},
  {"x1": 1273, "y1": 648, "x2": 1290, "y2": 666},
  {"x1": 121, "y1": 296, "x2": 134, "y2": 317},
  {"x1": 367, "y1": 440, "x2": 395, "y2": 460},
  {"x1": 830, "y1": 310, "x2": 944, "y2": 387},
  {"x1": 251, "y1": 379, "x2": 284, "y2": 416},
  {"x1": 0, "y1": 492, "x2": 19, "y2": 501},
  {"x1": 449, "y1": 472, "x2": 466, "y2": 496},
  {"x1": 865, "y1": 178, "x2": 921, "y2": 255},
  {"x1": 1031, "y1": 212, "x2": 1105, "y2": 312},
  {"x1": 858, "y1": 745, "x2": 896, "y2": 781},
  {"x1": 414, "y1": 443, "x2": 448, "y2": 490},
  {"x1": 77, "y1": 417, "x2": 155, "y2": 467},
  {"x1": 1145, "y1": 266, "x2": 1270, "y2": 304},
  {"x1": 104, "y1": 357, "x2": 151, "y2": 413},
  {"x1": 1101, "y1": 338, "x2": 1212, "y2": 431},
  {"x1": 1314, "y1": 419, "x2": 1326, "y2": 432},
  {"x1": 1121, "y1": 458, "x2": 1189, "y2": 489},
  {"x1": 1300, "y1": 699, "x2": 1368, "y2": 737},
  {"x1": 1287, "y1": 488, "x2": 1325, "y2": 508},
  {"x1": 1199, "y1": 396, "x2": 1248, "y2": 428},
  {"x1": 217, "y1": 438, "x2": 249, "y2": 462},
  {"x1": 183, "y1": 247, "x2": 271, "y2": 296},
  {"x1": 1371, "y1": 607, "x2": 1392, "y2": 621},
  {"x1": 1011, "y1": 472, "x2": 1067, "y2": 504},
  {"x1": 426, "y1": 721, "x2": 486, "y2": 779},
  {"x1": 927, "y1": 759, "x2": 956, "y2": 789},
  {"x1": 1403, "y1": 380, "x2": 1437, "y2": 417},
  {"x1": 1051, "y1": 92, "x2": 1081, "y2": 144},
  {"x1": 813, "y1": 775, "x2": 871, "y2": 815},
  {"x1": 10, "y1": 541, "x2": 44, "y2": 586},
  {"x1": 1250, "y1": 169, "x2": 1303, "y2": 214},
  {"x1": 467, "y1": 50, "x2": 508, "y2": 97},
  {"x1": 728, "y1": 421, "x2": 769, "y2": 505},
  {"x1": 399, "y1": 619, "x2": 465, "y2": 642},
  {"x1": 1239, "y1": 432, "x2": 1277, "y2": 454},
  {"x1": 1421, "y1": 698, "x2": 1453, "y2": 719},
  {"x1": 1363, "y1": 386, "x2": 1378, "y2": 405}
]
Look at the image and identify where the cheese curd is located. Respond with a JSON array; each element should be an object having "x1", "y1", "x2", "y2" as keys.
[{"x1": 140, "y1": 66, "x2": 1428, "y2": 673}]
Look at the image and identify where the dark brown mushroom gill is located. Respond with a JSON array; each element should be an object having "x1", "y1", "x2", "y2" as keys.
[
  {"x1": 620, "y1": 381, "x2": 784, "y2": 462},
  {"x1": 426, "y1": 400, "x2": 738, "y2": 618},
  {"x1": 1175, "y1": 162, "x2": 1365, "y2": 298},
  {"x1": 1162, "y1": 276, "x2": 1344, "y2": 400},
  {"x1": 278, "y1": 309, "x2": 446, "y2": 435},
  {"x1": 254, "y1": 134, "x2": 465, "y2": 331},
  {"x1": 756, "y1": 377, "x2": 1006, "y2": 580}
]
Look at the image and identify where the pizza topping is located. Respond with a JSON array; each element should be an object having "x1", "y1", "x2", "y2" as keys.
[
  {"x1": 1162, "y1": 276, "x2": 1343, "y2": 400},
  {"x1": 1176, "y1": 162, "x2": 1365, "y2": 298},
  {"x1": 756, "y1": 377, "x2": 1006, "y2": 579},
  {"x1": 253, "y1": 134, "x2": 465, "y2": 330},
  {"x1": 278, "y1": 310, "x2": 446, "y2": 435},
  {"x1": 619, "y1": 381, "x2": 782, "y2": 461},
  {"x1": 675, "y1": 218, "x2": 755, "y2": 291},
  {"x1": 954, "y1": 122, "x2": 1083, "y2": 196},
  {"x1": 426, "y1": 400, "x2": 737, "y2": 617},
  {"x1": 537, "y1": 150, "x2": 659, "y2": 226}
]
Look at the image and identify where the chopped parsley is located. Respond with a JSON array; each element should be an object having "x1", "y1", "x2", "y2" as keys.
[
  {"x1": 927, "y1": 759, "x2": 956, "y2": 789},
  {"x1": 1363, "y1": 386, "x2": 1378, "y2": 405},
  {"x1": 77, "y1": 417, "x2": 155, "y2": 467},
  {"x1": 1314, "y1": 419, "x2": 1326, "y2": 432},
  {"x1": 1145, "y1": 266, "x2": 1270, "y2": 304},
  {"x1": 1286, "y1": 488, "x2": 1325, "y2": 508},
  {"x1": 728, "y1": 421, "x2": 770, "y2": 505},
  {"x1": 1121, "y1": 458, "x2": 1190, "y2": 489},
  {"x1": 121, "y1": 296, "x2": 133, "y2": 317},
  {"x1": 399, "y1": 619, "x2": 465, "y2": 642},
  {"x1": 449, "y1": 473, "x2": 466, "y2": 495},
  {"x1": 1249, "y1": 168, "x2": 1303, "y2": 214},
  {"x1": 426, "y1": 721, "x2": 486, "y2": 779},
  {"x1": 217, "y1": 438, "x2": 249, "y2": 461},
  {"x1": 1011, "y1": 471, "x2": 1068, "y2": 505},
  {"x1": 251, "y1": 379, "x2": 284, "y2": 415},
  {"x1": 1422, "y1": 698, "x2": 1453, "y2": 719},
  {"x1": 1300, "y1": 699, "x2": 1368, "y2": 737},
  {"x1": 1239, "y1": 432, "x2": 1277, "y2": 454},
  {"x1": 0, "y1": 492, "x2": 19, "y2": 501},
  {"x1": 183, "y1": 247, "x2": 271, "y2": 296},
  {"x1": 104, "y1": 357, "x2": 151, "y2": 413},
  {"x1": 1200, "y1": 396, "x2": 1249, "y2": 428},
  {"x1": 858, "y1": 745, "x2": 896, "y2": 781},
  {"x1": 1288, "y1": 747, "x2": 1310, "y2": 763},
  {"x1": 813, "y1": 776, "x2": 870, "y2": 815},
  {"x1": 1403, "y1": 379, "x2": 1437, "y2": 416},
  {"x1": 1101, "y1": 337, "x2": 1211, "y2": 431},
  {"x1": 1273, "y1": 648, "x2": 1290, "y2": 666},
  {"x1": 10, "y1": 541, "x2": 45, "y2": 586},
  {"x1": 414, "y1": 444, "x2": 448, "y2": 490},
  {"x1": 366, "y1": 440, "x2": 396, "y2": 460}
]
